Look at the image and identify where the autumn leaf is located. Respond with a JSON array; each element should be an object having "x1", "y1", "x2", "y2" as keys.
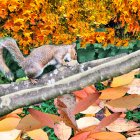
[
  {"x1": 28, "y1": 108, "x2": 62, "y2": 129},
  {"x1": 72, "y1": 92, "x2": 100, "y2": 114},
  {"x1": 83, "y1": 85, "x2": 96, "y2": 94},
  {"x1": 58, "y1": 109, "x2": 78, "y2": 131},
  {"x1": 127, "y1": 79, "x2": 140, "y2": 95},
  {"x1": 0, "y1": 129, "x2": 21, "y2": 140},
  {"x1": 76, "y1": 117, "x2": 100, "y2": 129},
  {"x1": 100, "y1": 86, "x2": 128, "y2": 100},
  {"x1": 27, "y1": 129, "x2": 49, "y2": 140},
  {"x1": 16, "y1": 114, "x2": 43, "y2": 131},
  {"x1": 92, "y1": 112, "x2": 121, "y2": 133},
  {"x1": 54, "y1": 121, "x2": 71, "y2": 140},
  {"x1": 55, "y1": 94, "x2": 78, "y2": 130},
  {"x1": 105, "y1": 104, "x2": 129, "y2": 113},
  {"x1": 127, "y1": 136, "x2": 140, "y2": 140},
  {"x1": 2, "y1": 108, "x2": 23, "y2": 119},
  {"x1": 70, "y1": 131, "x2": 90, "y2": 140},
  {"x1": 106, "y1": 118, "x2": 139, "y2": 132},
  {"x1": 73, "y1": 90, "x2": 88, "y2": 100},
  {"x1": 0, "y1": 117, "x2": 20, "y2": 131},
  {"x1": 106, "y1": 94, "x2": 140, "y2": 109},
  {"x1": 111, "y1": 70, "x2": 139, "y2": 87},
  {"x1": 89, "y1": 132, "x2": 126, "y2": 140},
  {"x1": 80, "y1": 105, "x2": 102, "y2": 114}
]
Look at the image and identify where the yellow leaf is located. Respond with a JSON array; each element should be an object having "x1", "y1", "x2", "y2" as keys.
[
  {"x1": 0, "y1": 118, "x2": 20, "y2": 131},
  {"x1": 104, "y1": 107, "x2": 111, "y2": 117},
  {"x1": 27, "y1": 129, "x2": 49, "y2": 140},
  {"x1": 111, "y1": 70, "x2": 139, "y2": 87},
  {"x1": 14, "y1": 18, "x2": 24, "y2": 24},
  {"x1": 100, "y1": 86, "x2": 128, "y2": 100}
]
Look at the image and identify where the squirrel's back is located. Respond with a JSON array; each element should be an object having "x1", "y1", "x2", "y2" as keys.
[{"x1": 0, "y1": 37, "x2": 77, "y2": 82}]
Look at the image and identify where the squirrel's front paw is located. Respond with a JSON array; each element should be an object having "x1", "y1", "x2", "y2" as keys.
[
  {"x1": 62, "y1": 62, "x2": 70, "y2": 67},
  {"x1": 5, "y1": 72, "x2": 14, "y2": 81},
  {"x1": 29, "y1": 78, "x2": 38, "y2": 84}
]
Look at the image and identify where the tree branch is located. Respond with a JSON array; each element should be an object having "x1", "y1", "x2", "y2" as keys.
[
  {"x1": 0, "y1": 50, "x2": 140, "y2": 116},
  {"x1": 0, "y1": 53, "x2": 126, "y2": 96}
]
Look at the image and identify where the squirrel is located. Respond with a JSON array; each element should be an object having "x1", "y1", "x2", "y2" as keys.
[{"x1": 0, "y1": 37, "x2": 77, "y2": 84}]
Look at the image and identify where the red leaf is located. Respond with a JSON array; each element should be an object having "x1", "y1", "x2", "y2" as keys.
[
  {"x1": 72, "y1": 92, "x2": 100, "y2": 114},
  {"x1": 92, "y1": 112, "x2": 121, "y2": 132},
  {"x1": 83, "y1": 85, "x2": 96, "y2": 94},
  {"x1": 73, "y1": 90, "x2": 88, "y2": 99},
  {"x1": 28, "y1": 108, "x2": 62, "y2": 128}
]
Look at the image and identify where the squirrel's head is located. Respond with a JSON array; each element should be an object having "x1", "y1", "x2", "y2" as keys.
[
  {"x1": 22, "y1": 61, "x2": 43, "y2": 78},
  {"x1": 69, "y1": 43, "x2": 77, "y2": 60}
]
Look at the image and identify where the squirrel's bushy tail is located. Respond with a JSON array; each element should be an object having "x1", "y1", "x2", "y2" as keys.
[
  {"x1": 0, "y1": 37, "x2": 25, "y2": 80},
  {"x1": 0, "y1": 37, "x2": 25, "y2": 64}
]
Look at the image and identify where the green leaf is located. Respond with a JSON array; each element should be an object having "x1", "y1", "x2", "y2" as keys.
[
  {"x1": 93, "y1": 43, "x2": 102, "y2": 49},
  {"x1": 16, "y1": 69, "x2": 26, "y2": 78},
  {"x1": 16, "y1": 77, "x2": 28, "y2": 83},
  {"x1": 95, "y1": 28, "x2": 106, "y2": 32}
]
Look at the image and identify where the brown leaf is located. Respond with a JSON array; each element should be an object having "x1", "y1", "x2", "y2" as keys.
[
  {"x1": 16, "y1": 114, "x2": 43, "y2": 131},
  {"x1": 72, "y1": 92, "x2": 100, "y2": 114},
  {"x1": 106, "y1": 118, "x2": 139, "y2": 132},
  {"x1": 100, "y1": 86, "x2": 128, "y2": 100},
  {"x1": 55, "y1": 94, "x2": 78, "y2": 130},
  {"x1": 57, "y1": 94, "x2": 76, "y2": 112},
  {"x1": 106, "y1": 94, "x2": 140, "y2": 109},
  {"x1": 59, "y1": 108, "x2": 78, "y2": 130},
  {"x1": 92, "y1": 112, "x2": 121, "y2": 132},
  {"x1": 105, "y1": 104, "x2": 128, "y2": 112},
  {"x1": 89, "y1": 132, "x2": 126, "y2": 140}
]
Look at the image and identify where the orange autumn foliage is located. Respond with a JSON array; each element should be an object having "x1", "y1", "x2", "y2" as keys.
[{"x1": 0, "y1": 0, "x2": 139, "y2": 54}]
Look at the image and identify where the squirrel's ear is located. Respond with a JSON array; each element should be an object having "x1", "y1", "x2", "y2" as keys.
[{"x1": 72, "y1": 43, "x2": 76, "y2": 48}]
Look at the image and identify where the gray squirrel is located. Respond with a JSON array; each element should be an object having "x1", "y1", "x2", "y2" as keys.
[{"x1": 0, "y1": 37, "x2": 77, "y2": 84}]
